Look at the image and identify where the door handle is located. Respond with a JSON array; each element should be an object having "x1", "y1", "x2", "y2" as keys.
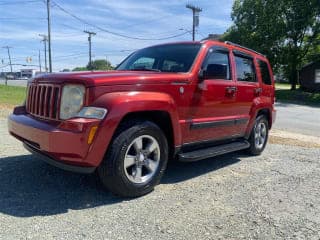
[
  {"x1": 225, "y1": 86, "x2": 237, "y2": 95},
  {"x1": 254, "y1": 87, "x2": 262, "y2": 96}
]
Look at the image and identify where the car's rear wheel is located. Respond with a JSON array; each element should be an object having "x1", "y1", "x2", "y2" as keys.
[
  {"x1": 247, "y1": 115, "x2": 269, "y2": 155},
  {"x1": 98, "y1": 120, "x2": 168, "y2": 197}
]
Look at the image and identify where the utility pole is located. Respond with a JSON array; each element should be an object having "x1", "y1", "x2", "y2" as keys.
[
  {"x1": 2, "y1": 46, "x2": 13, "y2": 85},
  {"x1": 186, "y1": 4, "x2": 202, "y2": 41},
  {"x1": 38, "y1": 50, "x2": 42, "y2": 72},
  {"x1": 39, "y1": 34, "x2": 48, "y2": 72},
  {"x1": 84, "y1": 30, "x2": 96, "y2": 70},
  {"x1": 46, "y1": 0, "x2": 52, "y2": 72},
  {"x1": 2, "y1": 46, "x2": 13, "y2": 73}
]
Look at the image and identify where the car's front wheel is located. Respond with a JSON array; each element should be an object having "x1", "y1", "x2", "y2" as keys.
[{"x1": 98, "y1": 120, "x2": 168, "y2": 197}]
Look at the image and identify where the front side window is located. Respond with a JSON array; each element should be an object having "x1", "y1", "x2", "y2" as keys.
[
  {"x1": 203, "y1": 50, "x2": 231, "y2": 80},
  {"x1": 235, "y1": 56, "x2": 256, "y2": 82},
  {"x1": 116, "y1": 44, "x2": 201, "y2": 73}
]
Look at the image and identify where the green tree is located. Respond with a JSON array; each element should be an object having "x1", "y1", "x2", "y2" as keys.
[
  {"x1": 72, "y1": 66, "x2": 88, "y2": 71},
  {"x1": 305, "y1": 34, "x2": 320, "y2": 63},
  {"x1": 72, "y1": 59, "x2": 114, "y2": 71},
  {"x1": 87, "y1": 59, "x2": 114, "y2": 70},
  {"x1": 223, "y1": 0, "x2": 320, "y2": 90}
]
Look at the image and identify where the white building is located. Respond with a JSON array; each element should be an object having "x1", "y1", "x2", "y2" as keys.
[{"x1": 20, "y1": 69, "x2": 40, "y2": 79}]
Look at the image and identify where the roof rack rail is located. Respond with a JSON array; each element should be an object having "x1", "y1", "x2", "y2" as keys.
[{"x1": 224, "y1": 41, "x2": 265, "y2": 57}]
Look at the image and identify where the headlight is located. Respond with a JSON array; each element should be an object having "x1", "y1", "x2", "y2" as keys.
[
  {"x1": 76, "y1": 107, "x2": 107, "y2": 119},
  {"x1": 60, "y1": 84, "x2": 85, "y2": 119}
]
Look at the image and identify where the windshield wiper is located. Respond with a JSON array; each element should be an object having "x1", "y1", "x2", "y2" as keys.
[{"x1": 130, "y1": 68, "x2": 161, "y2": 72}]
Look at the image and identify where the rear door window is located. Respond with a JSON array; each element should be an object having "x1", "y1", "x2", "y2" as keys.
[{"x1": 235, "y1": 56, "x2": 257, "y2": 82}]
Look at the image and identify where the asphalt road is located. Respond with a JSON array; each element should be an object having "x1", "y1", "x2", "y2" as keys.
[{"x1": 274, "y1": 102, "x2": 320, "y2": 137}]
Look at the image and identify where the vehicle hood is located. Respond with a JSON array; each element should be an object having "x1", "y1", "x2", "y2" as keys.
[{"x1": 32, "y1": 71, "x2": 192, "y2": 86}]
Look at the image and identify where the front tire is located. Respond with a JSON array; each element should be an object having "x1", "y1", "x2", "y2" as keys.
[
  {"x1": 98, "y1": 121, "x2": 168, "y2": 197},
  {"x1": 247, "y1": 115, "x2": 269, "y2": 155}
]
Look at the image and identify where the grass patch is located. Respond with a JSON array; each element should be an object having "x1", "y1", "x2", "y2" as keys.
[
  {"x1": 275, "y1": 83, "x2": 291, "y2": 90},
  {"x1": 276, "y1": 88, "x2": 320, "y2": 106},
  {"x1": 0, "y1": 85, "x2": 26, "y2": 106}
]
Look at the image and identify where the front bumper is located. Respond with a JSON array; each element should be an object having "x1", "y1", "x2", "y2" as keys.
[
  {"x1": 24, "y1": 143, "x2": 96, "y2": 174},
  {"x1": 8, "y1": 106, "x2": 106, "y2": 173}
]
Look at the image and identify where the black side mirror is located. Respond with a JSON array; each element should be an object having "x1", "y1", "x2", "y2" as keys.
[{"x1": 202, "y1": 64, "x2": 228, "y2": 80}]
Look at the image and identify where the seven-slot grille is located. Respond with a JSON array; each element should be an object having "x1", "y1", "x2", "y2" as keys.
[{"x1": 26, "y1": 84, "x2": 61, "y2": 120}]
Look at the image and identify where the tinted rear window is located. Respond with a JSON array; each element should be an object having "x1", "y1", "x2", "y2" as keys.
[{"x1": 258, "y1": 60, "x2": 272, "y2": 85}]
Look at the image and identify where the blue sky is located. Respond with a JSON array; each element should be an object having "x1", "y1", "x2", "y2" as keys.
[{"x1": 0, "y1": 0, "x2": 234, "y2": 72}]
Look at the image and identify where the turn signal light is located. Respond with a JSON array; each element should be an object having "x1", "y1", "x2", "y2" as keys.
[{"x1": 88, "y1": 126, "x2": 98, "y2": 144}]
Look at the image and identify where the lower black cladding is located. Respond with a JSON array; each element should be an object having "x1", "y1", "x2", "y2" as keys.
[{"x1": 190, "y1": 118, "x2": 248, "y2": 130}]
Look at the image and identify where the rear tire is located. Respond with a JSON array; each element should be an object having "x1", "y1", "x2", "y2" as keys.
[
  {"x1": 247, "y1": 115, "x2": 269, "y2": 155},
  {"x1": 98, "y1": 120, "x2": 168, "y2": 197}
]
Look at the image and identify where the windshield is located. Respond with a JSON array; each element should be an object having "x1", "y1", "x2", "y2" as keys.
[{"x1": 116, "y1": 43, "x2": 201, "y2": 73}]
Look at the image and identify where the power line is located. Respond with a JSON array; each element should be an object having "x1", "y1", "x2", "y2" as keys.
[
  {"x1": 120, "y1": 15, "x2": 173, "y2": 30},
  {"x1": 105, "y1": 49, "x2": 138, "y2": 53},
  {"x1": 54, "y1": 23, "x2": 84, "y2": 32},
  {"x1": 1, "y1": 63, "x2": 39, "y2": 67},
  {"x1": 54, "y1": 52, "x2": 87, "y2": 60},
  {"x1": 51, "y1": 0, "x2": 189, "y2": 41},
  {"x1": 0, "y1": 64, "x2": 10, "y2": 69},
  {"x1": 52, "y1": 11, "x2": 189, "y2": 40},
  {"x1": 0, "y1": 0, "x2": 41, "y2": 5},
  {"x1": 54, "y1": 49, "x2": 136, "y2": 59},
  {"x1": 6, "y1": 56, "x2": 36, "y2": 61},
  {"x1": 0, "y1": 17, "x2": 46, "y2": 20}
]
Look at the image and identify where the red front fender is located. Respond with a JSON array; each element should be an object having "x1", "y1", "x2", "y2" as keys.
[{"x1": 86, "y1": 91, "x2": 181, "y2": 166}]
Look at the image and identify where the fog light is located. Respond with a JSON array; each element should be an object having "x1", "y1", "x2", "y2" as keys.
[{"x1": 88, "y1": 126, "x2": 98, "y2": 144}]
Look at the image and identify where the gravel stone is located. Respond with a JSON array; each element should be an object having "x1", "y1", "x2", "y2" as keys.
[{"x1": 0, "y1": 116, "x2": 320, "y2": 239}]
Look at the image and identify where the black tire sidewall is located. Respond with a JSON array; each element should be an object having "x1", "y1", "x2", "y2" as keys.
[
  {"x1": 99, "y1": 121, "x2": 168, "y2": 197},
  {"x1": 118, "y1": 123, "x2": 168, "y2": 189}
]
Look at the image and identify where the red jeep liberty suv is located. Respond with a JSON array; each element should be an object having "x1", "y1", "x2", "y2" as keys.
[{"x1": 8, "y1": 40, "x2": 276, "y2": 197}]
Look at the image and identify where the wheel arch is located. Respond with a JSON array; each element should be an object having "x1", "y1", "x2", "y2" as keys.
[
  {"x1": 116, "y1": 110, "x2": 175, "y2": 157},
  {"x1": 256, "y1": 108, "x2": 272, "y2": 129},
  {"x1": 245, "y1": 106, "x2": 273, "y2": 139}
]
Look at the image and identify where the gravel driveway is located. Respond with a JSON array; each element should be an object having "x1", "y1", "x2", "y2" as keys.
[{"x1": 0, "y1": 112, "x2": 320, "y2": 239}]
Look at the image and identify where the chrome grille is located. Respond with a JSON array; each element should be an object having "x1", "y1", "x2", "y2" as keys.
[{"x1": 26, "y1": 84, "x2": 61, "y2": 120}]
